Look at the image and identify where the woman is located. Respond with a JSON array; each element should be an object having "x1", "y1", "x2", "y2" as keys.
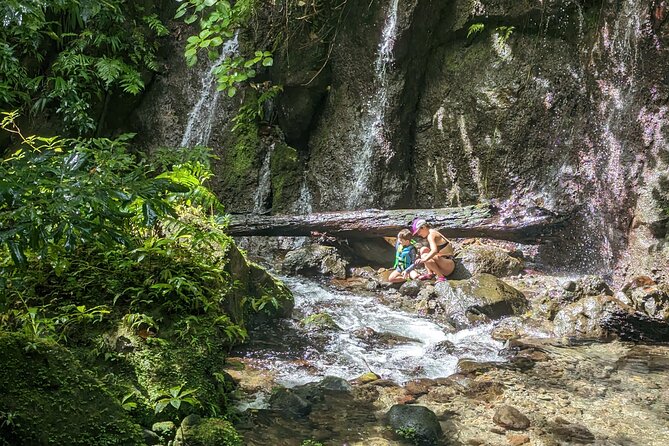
[{"x1": 411, "y1": 218, "x2": 455, "y2": 282}]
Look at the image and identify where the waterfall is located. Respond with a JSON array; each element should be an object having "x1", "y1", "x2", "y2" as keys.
[
  {"x1": 578, "y1": 0, "x2": 647, "y2": 271},
  {"x1": 292, "y1": 179, "x2": 314, "y2": 215},
  {"x1": 253, "y1": 143, "x2": 275, "y2": 214},
  {"x1": 347, "y1": 0, "x2": 400, "y2": 209},
  {"x1": 180, "y1": 33, "x2": 239, "y2": 148}
]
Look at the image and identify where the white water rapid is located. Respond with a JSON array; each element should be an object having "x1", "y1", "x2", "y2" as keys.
[
  {"x1": 347, "y1": 0, "x2": 400, "y2": 209},
  {"x1": 236, "y1": 276, "x2": 504, "y2": 389},
  {"x1": 180, "y1": 33, "x2": 239, "y2": 148}
]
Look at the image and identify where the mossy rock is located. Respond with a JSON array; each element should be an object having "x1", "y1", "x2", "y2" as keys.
[
  {"x1": 0, "y1": 332, "x2": 144, "y2": 446},
  {"x1": 174, "y1": 417, "x2": 242, "y2": 446},
  {"x1": 300, "y1": 313, "x2": 340, "y2": 331}
]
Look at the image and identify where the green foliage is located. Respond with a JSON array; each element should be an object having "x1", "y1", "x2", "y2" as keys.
[
  {"x1": 496, "y1": 26, "x2": 515, "y2": 45},
  {"x1": 232, "y1": 83, "x2": 283, "y2": 132},
  {"x1": 152, "y1": 384, "x2": 200, "y2": 415},
  {"x1": 176, "y1": 0, "x2": 273, "y2": 97},
  {"x1": 0, "y1": 0, "x2": 169, "y2": 134},
  {"x1": 301, "y1": 440, "x2": 324, "y2": 446},
  {"x1": 0, "y1": 111, "x2": 183, "y2": 267},
  {"x1": 396, "y1": 427, "x2": 419, "y2": 444},
  {"x1": 467, "y1": 23, "x2": 485, "y2": 39}
]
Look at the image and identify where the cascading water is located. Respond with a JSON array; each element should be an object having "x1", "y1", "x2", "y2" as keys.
[
  {"x1": 252, "y1": 143, "x2": 275, "y2": 214},
  {"x1": 347, "y1": 0, "x2": 400, "y2": 209},
  {"x1": 180, "y1": 33, "x2": 239, "y2": 148},
  {"x1": 576, "y1": 0, "x2": 648, "y2": 271},
  {"x1": 235, "y1": 276, "x2": 503, "y2": 388}
]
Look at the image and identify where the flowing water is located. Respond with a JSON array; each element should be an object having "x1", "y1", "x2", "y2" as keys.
[
  {"x1": 253, "y1": 143, "x2": 275, "y2": 214},
  {"x1": 234, "y1": 276, "x2": 503, "y2": 389},
  {"x1": 180, "y1": 33, "x2": 239, "y2": 148},
  {"x1": 347, "y1": 0, "x2": 400, "y2": 209}
]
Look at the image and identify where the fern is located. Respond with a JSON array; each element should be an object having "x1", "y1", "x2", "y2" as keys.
[
  {"x1": 143, "y1": 14, "x2": 169, "y2": 37},
  {"x1": 467, "y1": 23, "x2": 485, "y2": 39},
  {"x1": 95, "y1": 57, "x2": 124, "y2": 86},
  {"x1": 120, "y1": 70, "x2": 144, "y2": 95}
]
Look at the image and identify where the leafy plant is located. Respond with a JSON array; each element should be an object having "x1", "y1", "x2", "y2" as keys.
[
  {"x1": 467, "y1": 23, "x2": 485, "y2": 39},
  {"x1": 175, "y1": 0, "x2": 273, "y2": 97},
  {"x1": 152, "y1": 384, "x2": 200, "y2": 415},
  {"x1": 0, "y1": 111, "x2": 183, "y2": 266},
  {"x1": 301, "y1": 440, "x2": 324, "y2": 446},
  {"x1": 232, "y1": 83, "x2": 283, "y2": 133},
  {"x1": 396, "y1": 427, "x2": 419, "y2": 444},
  {"x1": 0, "y1": 0, "x2": 170, "y2": 135},
  {"x1": 495, "y1": 26, "x2": 515, "y2": 45}
]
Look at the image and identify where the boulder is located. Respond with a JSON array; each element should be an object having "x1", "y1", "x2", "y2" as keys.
[
  {"x1": 491, "y1": 316, "x2": 554, "y2": 341},
  {"x1": 399, "y1": 280, "x2": 424, "y2": 297},
  {"x1": 492, "y1": 405, "x2": 530, "y2": 430},
  {"x1": 387, "y1": 404, "x2": 444, "y2": 446},
  {"x1": 552, "y1": 295, "x2": 621, "y2": 339},
  {"x1": 174, "y1": 417, "x2": 242, "y2": 446},
  {"x1": 268, "y1": 388, "x2": 312, "y2": 418},
  {"x1": 429, "y1": 273, "x2": 528, "y2": 327},
  {"x1": 281, "y1": 244, "x2": 348, "y2": 278},
  {"x1": 458, "y1": 244, "x2": 524, "y2": 277},
  {"x1": 0, "y1": 333, "x2": 145, "y2": 445},
  {"x1": 318, "y1": 376, "x2": 353, "y2": 392}
]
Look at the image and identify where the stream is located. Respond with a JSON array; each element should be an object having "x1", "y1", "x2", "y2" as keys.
[{"x1": 233, "y1": 276, "x2": 504, "y2": 388}]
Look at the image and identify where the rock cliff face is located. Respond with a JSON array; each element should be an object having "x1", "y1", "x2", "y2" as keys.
[{"x1": 135, "y1": 0, "x2": 669, "y2": 279}]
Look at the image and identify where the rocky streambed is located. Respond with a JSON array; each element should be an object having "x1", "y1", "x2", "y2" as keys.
[{"x1": 225, "y1": 238, "x2": 669, "y2": 446}]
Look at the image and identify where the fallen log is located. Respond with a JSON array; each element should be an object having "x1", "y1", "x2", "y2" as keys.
[{"x1": 227, "y1": 205, "x2": 569, "y2": 244}]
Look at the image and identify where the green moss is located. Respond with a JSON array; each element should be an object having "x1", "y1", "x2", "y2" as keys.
[
  {"x1": 270, "y1": 143, "x2": 301, "y2": 212},
  {"x1": 300, "y1": 313, "x2": 339, "y2": 330},
  {"x1": 0, "y1": 332, "x2": 144, "y2": 446},
  {"x1": 176, "y1": 418, "x2": 242, "y2": 446}
]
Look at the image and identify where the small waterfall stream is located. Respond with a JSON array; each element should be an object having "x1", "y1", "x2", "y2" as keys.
[
  {"x1": 180, "y1": 33, "x2": 239, "y2": 148},
  {"x1": 578, "y1": 0, "x2": 647, "y2": 271},
  {"x1": 347, "y1": 0, "x2": 400, "y2": 209},
  {"x1": 253, "y1": 143, "x2": 275, "y2": 214},
  {"x1": 234, "y1": 276, "x2": 503, "y2": 389}
]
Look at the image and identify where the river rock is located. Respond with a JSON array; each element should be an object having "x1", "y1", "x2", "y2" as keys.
[
  {"x1": 458, "y1": 244, "x2": 524, "y2": 277},
  {"x1": 399, "y1": 280, "x2": 424, "y2": 297},
  {"x1": 492, "y1": 405, "x2": 530, "y2": 430},
  {"x1": 431, "y1": 273, "x2": 528, "y2": 327},
  {"x1": 281, "y1": 244, "x2": 348, "y2": 278},
  {"x1": 387, "y1": 404, "x2": 444, "y2": 446},
  {"x1": 549, "y1": 417, "x2": 595, "y2": 444},
  {"x1": 268, "y1": 388, "x2": 312, "y2": 418},
  {"x1": 318, "y1": 376, "x2": 353, "y2": 392},
  {"x1": 142, "y1": 428, "x2": 160, "y2": 445},
  {"x1": 552, "y1": 295, "x2": 621, "y2": 339},
  {"x1": 491, "y1": 316, "x2": 554, "y2": 341}
]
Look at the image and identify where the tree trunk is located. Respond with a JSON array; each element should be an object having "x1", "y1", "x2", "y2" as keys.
[{"x1": 227, "y1": 205, "x2": 569, "y2": 243}]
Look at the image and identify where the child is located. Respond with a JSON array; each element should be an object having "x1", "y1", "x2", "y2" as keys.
[{"x1": 388, "y1": 229, "x2": 420, "y2": 283}]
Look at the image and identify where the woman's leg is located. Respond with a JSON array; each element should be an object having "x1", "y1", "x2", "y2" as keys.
[
  {"x1": 431, "y1": 257, "x2": 455, "y2": 278},
  {"x1": 419, "y1": 248, "x2": 437, "y2": 276}
]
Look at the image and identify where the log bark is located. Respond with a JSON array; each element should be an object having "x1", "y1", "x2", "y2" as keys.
[{"x1": 227, "y1": 205, "x2": 569, "y2": 243}]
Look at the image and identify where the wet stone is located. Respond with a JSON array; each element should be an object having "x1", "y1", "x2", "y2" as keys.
[
  {"x1": 318, "y1": 376, "x2": 353, "y2": 392},
  {"x1": 399, "y1": 280, "x2": 423, "y2": 297},
  {"x1": 268, "y1": 388, "x2": 312, "y2": 418},
  {"x1": 492, "y1": 405, "x2": 530, "y2": 430},
  {"x1": 387, "y1": 404, "x2": 444, "y2": 446}
]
